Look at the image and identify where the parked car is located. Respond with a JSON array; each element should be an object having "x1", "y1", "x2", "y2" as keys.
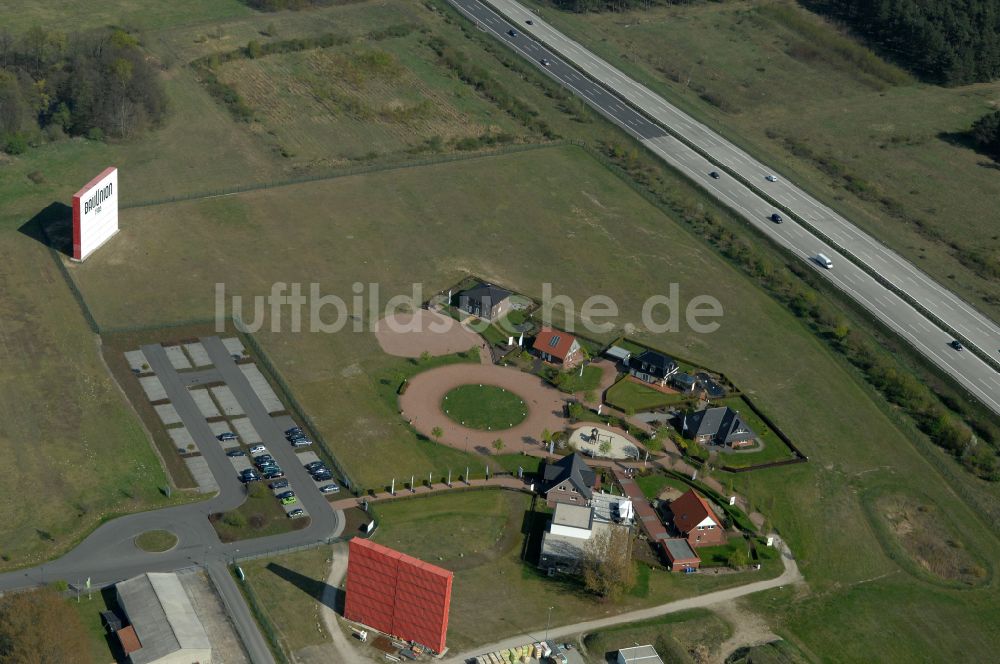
[
  {"x1": 217, "y1": 432, "x2": 237, "y2": 441},
  {"x1": 288, "y1": 509, "x2": 305, "y2": 518},
  {"x1": 249, "y1": 445, "x2": 267, "y2": 455},
  {"x1": 269, "y1": 479, "x2": 289, "y2": 490},
  {"x1": 284, "y1": 426, "x2": 303, "y2": 437},
  {"x1": 253, "y1": 454, "x2": 274, "y2": 464},
  {"x1": 304, "y1": 461, "x2": 326, "y2": 471},
  {"x1": 312, "y1": 471, "x2": 333, "y2": 482},
  {"x1": 281, "y1": 495, "x2": 298, "y2": 505},
  {"x1": 227, "y1": 449, "x2": 246, "y2": 457},
  {"x1": 262, "y1": 470, "x2": 285, "y2": 480},
  {"x1": 277, "y1": 491, "x2": 295, "y2": 500},
  {"x1": 319, "y1": 484, "x2": 340, "y2": 494},
  {"x1": 291, "y1": 439, "x2": 313, "y2": 447}
]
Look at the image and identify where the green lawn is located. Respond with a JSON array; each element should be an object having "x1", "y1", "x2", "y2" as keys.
[
  {"x1": 134, "y1": 530, "x2": 178, "y2": 553},
  {"x1": 634, "y1": 473, "x2": 690, "y2": 501},
  {"x1": 695, "y1": 538, "x2": 747, "y2": 568},
  {"x1": 606, "y1": 379, "x2": 686, "y2": 412},
  {"x1": 554, "y1": 365, "x2": 603, "y2": 394},
  {"x1": 443, "y1": 385, "x2": 527, "y2": 431},
  {"x1": 68, "y1": 591, "x2": 119, "y2": 664},
  {"x1": 210, "y1": 484, "x2": 309, "y2": 542},
  {"x1": 713, "y1": 397, "x2": 798, "y2": 468},
  {"x1": 241, "y1": 547, "x2": 333, "y2": 654}
]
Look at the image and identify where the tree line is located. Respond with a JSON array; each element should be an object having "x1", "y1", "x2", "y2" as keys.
[
  {"x1": 802, "y1": 0, "x2": 1000, "y2": 84},
  {"x1": 0, "y1": 27, "x2": 167, "y2": 154}
]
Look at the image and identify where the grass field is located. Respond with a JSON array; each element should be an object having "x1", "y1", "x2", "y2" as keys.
[
  {"x1": 605, "y1": 379, "x2": 687, "y2": 412},
  {"x1": 27, "y1": 134, "x2": 1000, "y2": 660},
  {"x1": 443, "y1": 385, "x2": 527, "y2": 431},
  {"x1": 522, "y1": 0, "x2": 1000, "y2": 319},
  {"x1": 0, "y1": 235, "x2": 189, "y2": 570},
  {"x1": 216, "y1": 33, "x2": 527, "y2": 164},
  {"x1": 2, "y1": 0, "x2": 250, "y2": 33},
  {"x1": 372, "y1": 489, "x2": 780, "y2": 651},
  {"x1": 241, "y1": 547, "x2": 332, "y2": 654},
  {"x1": 3, "y1": 0, "x2": 1000, "y2": 659}
]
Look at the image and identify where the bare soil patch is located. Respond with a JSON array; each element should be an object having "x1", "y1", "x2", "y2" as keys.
[{"x1": 374, "y1": 310, "x2": 481, "y2": 358}]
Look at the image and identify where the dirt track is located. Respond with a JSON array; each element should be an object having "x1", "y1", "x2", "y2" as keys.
[
  {"x1": 399, "y1": 363, "x2": 570, "y2": 454},
  {"x1": 373, "y1": 310, "x2": 481, "y2": 358}
]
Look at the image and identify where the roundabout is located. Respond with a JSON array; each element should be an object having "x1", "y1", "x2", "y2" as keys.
[
  {"x1": 400, "y1": 363, "x2": 570, "y2": 454},
  {"x1": 442, "y1": 384, "x2": 527, "y2": 430}
]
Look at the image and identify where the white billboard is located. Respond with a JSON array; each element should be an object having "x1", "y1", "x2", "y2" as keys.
[{"x1": 72, "y1": 167, "x2": 119, "y2": 261}]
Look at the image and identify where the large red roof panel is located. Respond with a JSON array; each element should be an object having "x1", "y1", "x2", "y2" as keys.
[{"x1": 344, "y1": 538, "x2": 453, "y2": 653}]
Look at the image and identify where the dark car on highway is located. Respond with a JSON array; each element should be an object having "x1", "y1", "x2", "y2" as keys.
[
  {"x1": 950, "y1": 340, "x2": 964, "y2": 351},
  {"x1": 770, "y1": 213, "x2": 783, "y2": 223},
  {"x1": 709, "y1": 171, "x2": 720, "y2": 179},
  {"x1": 507, "y1": 29, "x2": 518, "y2": 37}
]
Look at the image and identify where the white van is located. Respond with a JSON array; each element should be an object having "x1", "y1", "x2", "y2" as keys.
[{"x1": 815, "y1": 253, "x2": 833, "y2": 269}]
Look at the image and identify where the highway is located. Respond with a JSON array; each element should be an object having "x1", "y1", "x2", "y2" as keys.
[{"x1": 447, "y1": 0, "x2": 1000, "y2": 416}]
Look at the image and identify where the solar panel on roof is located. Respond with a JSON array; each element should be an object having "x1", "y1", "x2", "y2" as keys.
[{"x1": 549, "y1": 335, "x2": 561, "y2": 347}]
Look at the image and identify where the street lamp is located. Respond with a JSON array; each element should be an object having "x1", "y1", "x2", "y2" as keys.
[{"x1": 545, "y1": 605, "x2": 554, "y2": 642}]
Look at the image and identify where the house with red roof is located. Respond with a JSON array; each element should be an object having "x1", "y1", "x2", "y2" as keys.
[
  {"x1": 532, "y1": 327, "x2": 583, "y2": 368},
  {"x1": 669, "y1": 489, "x2": 727, "y2": 548}
]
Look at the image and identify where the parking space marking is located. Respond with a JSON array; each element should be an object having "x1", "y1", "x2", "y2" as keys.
[
  {"x1": 189, "y1": 388, "x2": 222, "y2": 418},
  {"x1": 164, "y1": 345, "x2": 193, "y2": 370},
  {"x1": 154, "y1": 403, "x2": 182, "y2": 426},
  {"x1": 183, "y1": 342, "x2": 213, "y2": 367},
  {"x1": 211, "y1": 385, "x2": 245, "y2": 416},
  {"x1": 139, "y1": 375, "x2": 167, "y2": 401}
]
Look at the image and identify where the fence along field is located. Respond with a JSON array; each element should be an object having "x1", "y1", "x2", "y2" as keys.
[{"x1": 215, "y1": 35, "x2": 527, "y2": 163}]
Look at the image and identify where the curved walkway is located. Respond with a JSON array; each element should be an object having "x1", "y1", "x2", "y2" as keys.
[{"x1": 400, "y1": 364, "x2": 570, "y2": 454}]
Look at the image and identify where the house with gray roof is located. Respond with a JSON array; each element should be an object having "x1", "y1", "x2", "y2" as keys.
[
  {"x1": 541, "y1": 452, "x2": 597, "y2": 507},
  {"x1": 115, "y1": 572, "x2": 212, "y2": 664},
  {"x1": 456, "y1": 282, "x2": 512, "y2": 321},
  {"x1": 682, "y1": 406, "x2": 755, "y2": 448},
  {"x1": 628, "y1": 350, "x2": 678, "y2": 386}
]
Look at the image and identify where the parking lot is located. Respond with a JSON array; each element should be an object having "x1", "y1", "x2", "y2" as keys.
[{"x1": 130, "y1": 335, "x2": 343, "y2": 521}]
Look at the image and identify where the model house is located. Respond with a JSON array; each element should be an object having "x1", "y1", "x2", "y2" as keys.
[
  {"x1": 456, "y1": 282, "x2": 512, "y2": 321},
  {"x1": 682, "y1": 406, "x2": 755, "y2": 448},
  {"x1": 669, "y1": 489, "x2": 726, "y2": 548},
  {"x1": 532, "y1": 327, "x2": 583, "y2": 368}
]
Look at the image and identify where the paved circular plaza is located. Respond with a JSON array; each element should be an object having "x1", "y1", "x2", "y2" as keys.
[{"x1": 399, "y1": 364, "x2": 570, "y2": 454}]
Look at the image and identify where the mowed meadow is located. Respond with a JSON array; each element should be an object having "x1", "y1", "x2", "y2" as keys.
[{"x1": 69, "y1": 144, "x2": 1000, "y2": 660}]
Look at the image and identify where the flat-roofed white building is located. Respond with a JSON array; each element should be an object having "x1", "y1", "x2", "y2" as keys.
[{"x1": 617, "y1": 644, "x2": 664, "y2": 664}]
